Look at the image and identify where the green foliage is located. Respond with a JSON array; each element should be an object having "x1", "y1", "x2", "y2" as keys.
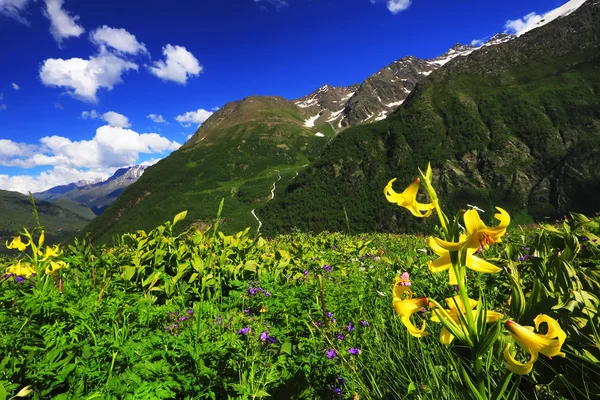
[{"x1": 2, "y1": 209, "x2": 599, "y2": 398}]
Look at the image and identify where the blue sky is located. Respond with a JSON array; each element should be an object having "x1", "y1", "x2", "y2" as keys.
[{"x1": 0, "y1": 0, "x2": 574, "y2": 193}]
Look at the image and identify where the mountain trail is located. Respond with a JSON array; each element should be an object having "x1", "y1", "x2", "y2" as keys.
[{"x1": 252, "y1": 170, "x2": 281, "y2": 233}]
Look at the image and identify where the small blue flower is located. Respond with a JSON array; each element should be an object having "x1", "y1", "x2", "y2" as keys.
[{"x1": 326, "y1": 349, "x2": 337, "y2": 359}]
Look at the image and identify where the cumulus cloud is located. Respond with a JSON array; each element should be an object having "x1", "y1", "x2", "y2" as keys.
[
  {"x1": 81, "y1": 110, "x2": 131, "y2": 127},
  {"x1": 0, "y1": 92, "x2": 5, "y2": 111},
  {"x1": 175, "y1": 108, "x2": 213, "y2": 127},
  {"x1": 11, "y1": 82, "x2": 19, "y2": 90},
  {"x1": 147, "y1": 114, "x2": 167, "y2": 124},
  {"x1": 370, "y1": 0, "x2": 411, "y2": 14},
  {"x1": 0, "y1": 0, "x2": 33, "y2": 25},
  {"x1": 0, "y1": 166, "x2": 116, "y2": 194},
  {"x1": 40, "y1": 48, "x2": 138, "y2": 102},
  {"x1": 44, "y1": 0, "x2": 85, "y2": 44},
  {"x1": 90, "y1": 25, "x2": 148, "y2": 55},
  {"x1": 148, "y1": 44, "x2": 202, "y2": 84},
  {"x1": 81, "y1": 109, "x2": 100, "y2": 119},
  {"x1": 505, "y1": 0, "x2": 587, "y2": 36},
  {"x1": 0, "y1": 126, "x2": 181, "y2": 175},
  {"x1": 101, "y1": 111, "x2": 130, "y2": 127}
]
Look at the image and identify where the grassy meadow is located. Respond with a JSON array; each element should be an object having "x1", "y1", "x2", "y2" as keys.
[{"x1": 1, "y1": 191, "x2": 599, "y2": 399}]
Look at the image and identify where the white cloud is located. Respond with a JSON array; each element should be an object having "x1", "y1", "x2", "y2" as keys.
[
  {"x1": 101, "y1": 111, "x2": 130, "y2": 127},
  {"x1": 0, "y1": 0, "x2": 33, "y2": 25},
  {"x1": 139, "y1": 157, "x2": 161, "y2": 167},
  {"x1": 148, "y1": 44, "x2": 202, "y2": 84},
  {"x1": 11, "y1": 82, "x2": 19, "y2": 90},
  {"x1": 370, "y1": 0, "x2": 411, "y2": 14},
  {"x1": 0, "y1": 104, "x2": 6, "y2": 111},
  {"x1": 175, "y1": 108, "x2": 213, "y2": 127},
  {"x1": 44, "y1": 0, "x2": 85, "y2": 44},
  {"x1": 212, "y1": 106, "x2": 220, "y2": 111},
  {"x1": 147, "y1": 113, "x2": 167, "y2": 124},
  {"x1": 81, "y1": 109, "x2": 100, "y2": 119},
  {"x1": 505, "y1": 0, "x2": 587, "y2": 36},
  {"x1": 54, "y1": 103, "x2": 64, "y2": 109},
  {"x1": 40, "y1": 48, "x2": 138, "y2": 102},
  {"x1": 471, "y1": 38, "x2": 485, "y2": 47},
  {"x1": 0, "y1": 126, "x2": 180, "y2": 175},
  {"x1": 0, "y1": 166, "x2": 117, "y2": 194},
  {"x1": 90, "y1": 25, "x2": 148, "y2": 55}
]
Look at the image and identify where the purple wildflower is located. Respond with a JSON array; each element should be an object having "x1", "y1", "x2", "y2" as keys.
[
  {"x1": 337, "y1": 377, "x2": 346, "y2": 385},
  {"x1": 360, "y1": 320, "x2": 369, "y2": 326},
  {"x1": 326, "y1": 349, "x2": 337, "y2": 359},
  {"x1": 216, "y1": 314, "x2": 222, "y2": 325},
  {"x1": 15, "y1": 276, "x2": 24, "y2": 283},
  {"x1": 316, "y1": 321, "x2": 322, "y2": 327},
  {"x1": 337, "y1": 333, "x2": 345, "y2": 340},
  {"x1": 186, "y1": 309, "x2": 194, "y2": 314},
  {"x1": 326, "y1": 312, "x2": 334, "y2": 319},
  {"x1": 348, "y1": 347, "x2": 361, "y2": 355},
  {"x1": 330, "y1": 385, "x2": 343, "y2": 397},
  {"x1": 265, "y1": 291, "x2": 271, "y2": 297},
  {"x1": 302, "y1": 270, "x2": 309, "y2": 276},
  {"x1": 322, "y1": 264, "x2": 332, "y2": 272},
  {"x1": 238, "y1": 327, "x2": 251, "y2": 336},
  {"x1": 346, "y1": 322, "x2": 354, "y2": 332},
  {"x1": 248, "y1": 287, "x2": 256, "y2": 295},
  {"x1": 244, "y1": 309, "x2": 250, "y2": 313}
]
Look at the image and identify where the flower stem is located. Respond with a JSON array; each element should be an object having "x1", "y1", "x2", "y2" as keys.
[{"x1": 474, "y1": 355, "x2": 487, "y2": 398}]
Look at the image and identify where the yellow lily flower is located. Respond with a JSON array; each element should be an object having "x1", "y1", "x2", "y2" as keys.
[
  {"x1": 427, "y1": 236, "x2": 501, "y2": 284},
  {"x1": 392, "y1": 283, "x2": 429, "y2": 337},
  {"x1": 503, "y1": 314, "x2": 566, "y2": 375},
  {"x1": 45, "y1": 260, "x2": 67, "y2": 275},
  {"x1": 6, "y1": 236, "x2": 29, "y2": 252},
  {"x1": 6, "y1": 261, "x2": 36, "y2": 277},
  {"x1": 38, "y1": 230, "x2": 45, "y2": 249},
  {"x1": 433, "y1": 208, "x2": 511, "y2": 252},
  {"x1": 384, "y1": 178, "x2": 434, "y2": 218},
  {"x1": 40, "y1": 245, "x2": 62, "y2": 261},
  {"x1": 431, "y1": 296, "x2": 502, "y2": 345}
]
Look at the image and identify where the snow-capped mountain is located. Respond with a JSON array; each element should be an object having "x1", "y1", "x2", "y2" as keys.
[
  {"x1": 34, "y1": 165, "x2": 148, "y2": 215},
  {"x1": 292, "y1": 33, "x2": 516, "y2": 131}
]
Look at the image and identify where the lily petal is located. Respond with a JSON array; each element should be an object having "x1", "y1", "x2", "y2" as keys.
[{"x1": 503, "y1": 343, "x2": 537, "y2": 375}]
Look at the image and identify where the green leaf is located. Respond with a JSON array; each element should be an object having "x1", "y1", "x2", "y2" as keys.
[
  {"x1": 490, "y1": 371, "x2": 513, "y2": 400},
  {"x1": 121, "y1": 266, "x2": 136, "y2": 281},
  {"x1": 280, "y1": 341, "x2": 292, "y2": 356},
  {"x1": 0, "y1": 383, "x2": 7, "y2": 400}
]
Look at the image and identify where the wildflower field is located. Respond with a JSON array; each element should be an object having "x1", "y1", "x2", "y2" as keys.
[{"x1": 1, "y1": 167, "x2": 599, "y2": 399}]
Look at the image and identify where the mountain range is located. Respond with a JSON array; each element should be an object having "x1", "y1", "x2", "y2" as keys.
[
  {"x1": 34, "y1": 165, "x2": 147, "y2": 215},
  {"x1": 77, "y1": 0, "x2": 600, "y2": 242}
]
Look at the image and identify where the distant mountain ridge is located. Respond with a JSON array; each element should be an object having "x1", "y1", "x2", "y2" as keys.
[
  {"x1": 0, "y1": 189, "x2": 93, "y2": 253},
  {"x1": 35, "y1": 165, "x2": 147, "y2": 215}
]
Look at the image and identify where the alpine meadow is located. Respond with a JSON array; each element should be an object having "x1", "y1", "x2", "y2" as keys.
[{"x1": 1, "y1": 0, "x2": 599, "y2": 399}]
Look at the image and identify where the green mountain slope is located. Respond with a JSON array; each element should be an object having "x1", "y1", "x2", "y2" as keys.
[
  {"x1": 260, "y1": 1, "x2": 600, "y2": 235},
  {"x1": 50, "y1": 199, "x2": 97, "y2": 220},
  {"x1": 84, "y1": 96, "x2": 330, "y2": 243},
  {"x1": 0, "y1": 190, "x2": 93, "y2": 252}
]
